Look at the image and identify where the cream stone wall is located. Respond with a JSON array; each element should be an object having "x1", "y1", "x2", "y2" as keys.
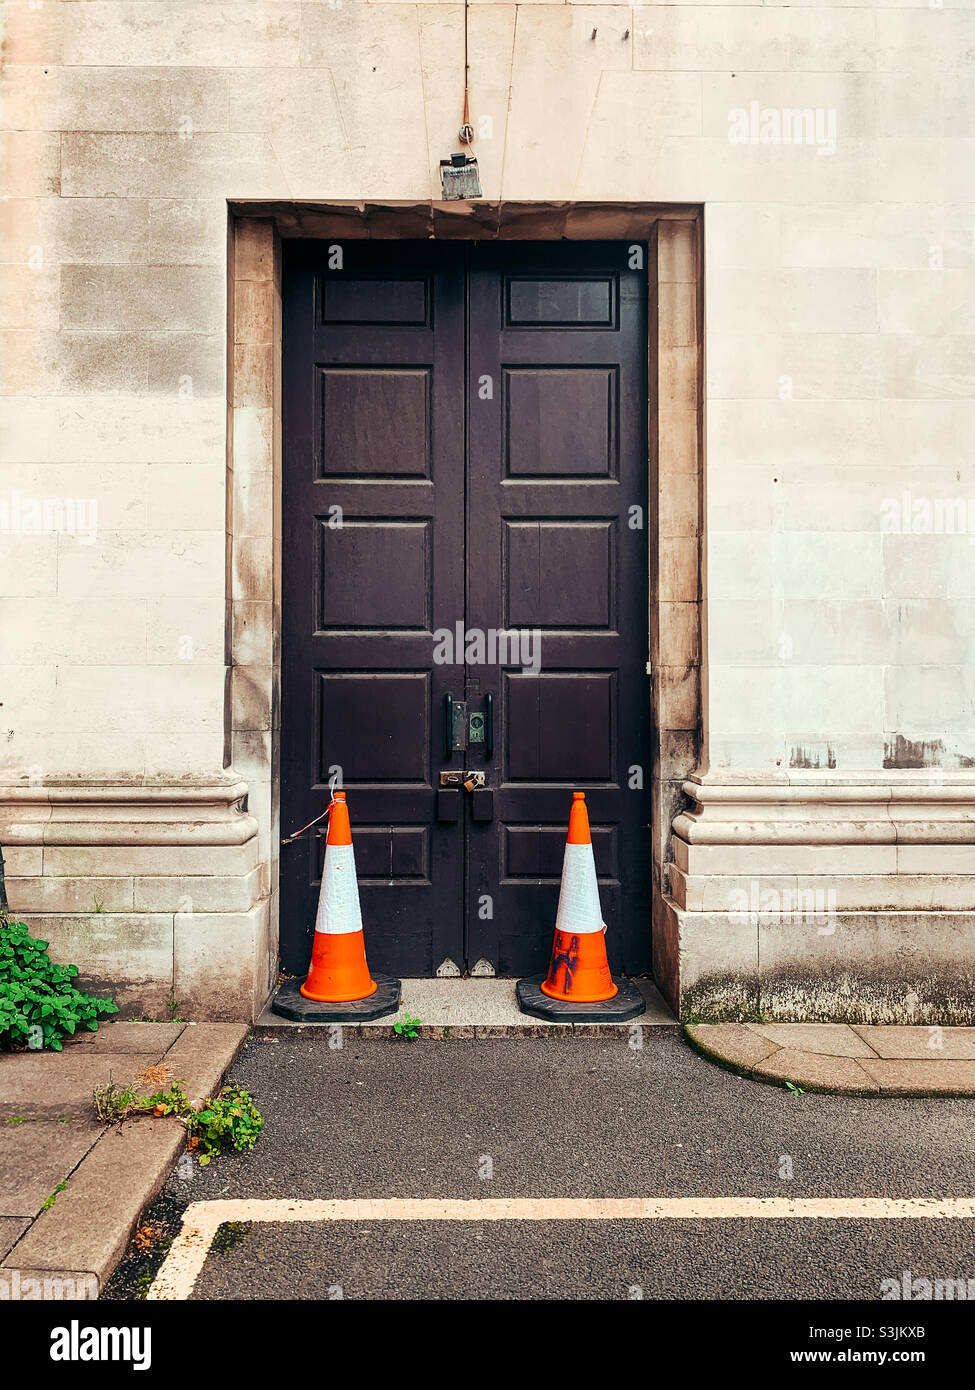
[{"x1": 1, "y1": 0, "x2": 973, "y2": 1020}]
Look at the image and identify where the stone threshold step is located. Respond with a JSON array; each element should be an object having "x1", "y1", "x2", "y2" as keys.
[{"x1": 256, "y1": 976, "x2": 676, "y2": 1035}]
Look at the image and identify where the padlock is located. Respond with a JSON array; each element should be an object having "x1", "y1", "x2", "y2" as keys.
[{"x1": 463, "y1": 777, "x2": 477, "y2": 793}]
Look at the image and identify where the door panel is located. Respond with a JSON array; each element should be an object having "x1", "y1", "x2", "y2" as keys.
[
  {"x1": 281, "y1": 241, "x2": 466, "y2": 977},
  {"x1": 466, "y1": 242, "x2": 650, "y2": 977},
  {"x1": 281, "y1": 240, "x2": 650, "y2": 980}
]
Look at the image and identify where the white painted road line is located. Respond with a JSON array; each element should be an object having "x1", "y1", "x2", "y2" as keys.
[{"x1": 147, "y1": 1196, "x2": 975, "y2": 1301}]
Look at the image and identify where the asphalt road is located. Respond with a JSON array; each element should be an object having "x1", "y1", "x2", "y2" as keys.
[{"x1": 111, "y1": 1030, "x2": 975, "y2": 1302}]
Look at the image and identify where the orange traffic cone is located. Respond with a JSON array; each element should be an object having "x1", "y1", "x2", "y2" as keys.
[
  {"x1": 300, "y1": 791, "x2": 378, "y2": 1003},
  {"x1": 540, "y1": 792, "x2": 618, "y2": 1004}
]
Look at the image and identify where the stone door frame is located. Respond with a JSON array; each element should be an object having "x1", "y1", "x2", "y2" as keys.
[{"x1": 226, "y1": 201, "x2": 704, "y2": 996}]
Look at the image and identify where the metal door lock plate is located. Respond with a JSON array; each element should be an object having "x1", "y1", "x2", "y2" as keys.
[
  {"x1": 440, "y1": 770, "x2": 486, "y2": 789},
  {"x1": 447, "y1": 698, "x2": 468, "y2": 752}
]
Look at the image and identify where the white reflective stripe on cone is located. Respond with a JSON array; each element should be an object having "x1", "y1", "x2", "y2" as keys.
[
  {"x1": 554, "y1": 841, "x2": 604, "y2": 935},
  {"x1": 313, "y1": 843, "x2": 364, "y2": 936}
]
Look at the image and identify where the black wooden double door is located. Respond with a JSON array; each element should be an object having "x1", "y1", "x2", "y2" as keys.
[{"x1": 281, "y1": 240, "x2": 650, "y2": 979}]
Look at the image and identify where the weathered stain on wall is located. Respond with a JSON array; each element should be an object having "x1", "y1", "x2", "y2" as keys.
[
  {"x1": 883, "y1": 735, "x2": 946, "y2": 770},
  {"x1": 685, "y1": 969, "x2": 975, "y2": 1028},
  {"x1": 789, "y1": 744, "x2": 837, "y2": 771}
]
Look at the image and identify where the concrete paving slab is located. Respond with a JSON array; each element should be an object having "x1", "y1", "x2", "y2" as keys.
[
  {"x1": 690, "y1": 1023, "x2": 975, "y2": 1096},
  {"x1": 859, "y1": 1059, "x2": 975, "y2": 1096},
  {"x1": 257, "y1": 977, "x2": 674, "y2": 1033},
  {"x1": 686, "y1": 1023, "x2": 779, "y2": 1070},
  {"x1": 748, "y1": 1023, "x2": 879, "y2": 1059},
  {"x1": 160, "y1": 1023, "x2": 249, "y2": 1106},
  {"x1": 853, "y1": 1025, "x2": 975, "y2": 1061},
  {"x1": 70, "y1": 1022, "x2": 186, "y2": 1053},
  {"x1": 1, "y1": 1019, "x2": 249, "y2": 1289},
  {"x1": 0, "y1": 1119, "x2": 101, "y2": 1216},
  {"x1": 0, "y1": 1053, "x2": 163, "y2": 1118},
  {"x1": 0, "y1": 1218, "x2": 30, "y2": 1261},
  {"x1": 751, "y1": 1049, "x2": 881, "y2": 1095},
  {"x1": 2, "y1": 1119, "x2": 184, "y2": 1285}
]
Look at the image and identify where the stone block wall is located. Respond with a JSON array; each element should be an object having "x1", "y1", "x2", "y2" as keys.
[{"x1": 1, "y1": 1, "x2": 972, "y2": 1020}]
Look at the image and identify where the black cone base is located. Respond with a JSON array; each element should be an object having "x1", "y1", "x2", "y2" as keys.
[
  {"x1": 516, "y1": 973, "x2": 647, "y2": 1023},
  {"x1": 271, "y1": 972, "x2": 401, "y2": 1023}
]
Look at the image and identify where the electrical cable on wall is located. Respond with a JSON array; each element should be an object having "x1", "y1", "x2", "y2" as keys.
[
  {"x1": 460, "y1": 0, "x2": 474, "y2": 146},
  {"x1": 440, "y1": 0, "x2": 482, "y2": 198}
]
